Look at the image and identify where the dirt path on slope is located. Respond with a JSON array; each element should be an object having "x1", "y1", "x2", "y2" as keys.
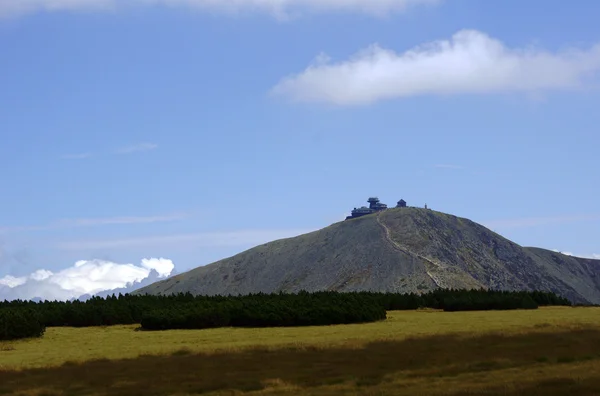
[
  {"x1": 376, "y1": 212, "x2": 486, "y2": 291},
  {"x1": 376, "y1": 212, "x2": 446, "y2": 288}
]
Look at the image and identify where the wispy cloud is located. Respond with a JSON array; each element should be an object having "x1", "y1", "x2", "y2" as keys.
[
  {"x1": 484, "y1": 214, "x2": 600, "y2": 230},
  {"x1": 59, "y1": 143, "x2": 158, "y2": 159},
  {"x1": 0, "y1": 213, "x2": 188, "y2": 234},
  {"x1": 114, "y1": 143, "x2": 158, "y2": 155},
  {"x1": 270, "y1": 29, "x2": 600, "y2": 106},
  {"x1": 56, "y1": 228, "x2": 316, "y2": 250},
  {"x1": 0, "y1": 0, "x2": 441, "y2": 20},
  {"x1": 61, "y1": 153, "x2": 92, "y2": 160},
  {"x1": 55, "y1": 213, "x2": 187, "y2": 227},
  {"x1": 433, "y1": 164, "x2": 464, "y2": 170}
]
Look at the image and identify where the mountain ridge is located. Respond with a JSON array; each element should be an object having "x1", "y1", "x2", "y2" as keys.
[{"x1": 134, "y1": 208, "x2": 600, "y2": 304}]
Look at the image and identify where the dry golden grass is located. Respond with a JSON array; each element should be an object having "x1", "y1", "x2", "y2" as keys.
[{"x1": 1, "y1": 307, "x2": 600, "y2": 395}]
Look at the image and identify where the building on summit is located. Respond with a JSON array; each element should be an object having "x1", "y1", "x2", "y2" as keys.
[
  {"x1": 345, "y1": 197, "x2": 408, "y2": 220},
  {"x1": 367, "y1": 197, "x2": 388, "y2": 211}
]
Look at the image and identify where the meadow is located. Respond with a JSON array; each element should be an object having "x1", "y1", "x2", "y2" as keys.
[{"x1": 1, "y1": 306, "x2": 600, "y2": 395}]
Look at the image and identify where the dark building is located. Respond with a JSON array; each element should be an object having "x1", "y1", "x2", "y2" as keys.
[
  {"x1": 345, "y1": 197, "x2": 389, "y2": 220},
  {"x1": 368, "y1": 197, "x2": 388, "y2": 211},
  {"x1": 396, "y1": 199, "x2": 407, "y2": 208},
  {"x1": 345, "y1": 206, "x2": 373, "y2": 220}
]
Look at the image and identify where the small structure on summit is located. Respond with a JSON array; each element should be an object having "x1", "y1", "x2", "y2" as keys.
[{"x1": 345, "y1": 197, "x2": 408, "y2": 220}]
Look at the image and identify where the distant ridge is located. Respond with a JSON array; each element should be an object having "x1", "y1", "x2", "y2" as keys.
[{"x1": 135, "y1": 207, "x2": 600, "y2": 304}]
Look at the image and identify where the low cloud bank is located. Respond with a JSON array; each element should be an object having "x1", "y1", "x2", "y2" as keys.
[
  {"x1": 0, "y1": 258, "x2": 174, "y2": 302},
  {"x1": 552, "y1": 250, "x2": 600, "y2": 260},
  {"x1": 271, "y1": 29, "x2": 600, "y2": 105}
]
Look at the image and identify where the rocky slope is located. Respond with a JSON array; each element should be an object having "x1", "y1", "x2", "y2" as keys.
[{"x1": 134, "y1": 208, "x2": 600, "y2": 304}]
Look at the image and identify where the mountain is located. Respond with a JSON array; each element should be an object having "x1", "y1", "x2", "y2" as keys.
[{"x1": 134, "y1": 208, "x2": 600, "y2": 304}]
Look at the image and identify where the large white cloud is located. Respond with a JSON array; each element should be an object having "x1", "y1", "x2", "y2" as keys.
[
  {"x1": 270, "y1": 29, "x2": 600, "y2": 105},
  {"x1": 0, "y1": 0, "x2": 439, "y2": 19},
  {"x1": 0, "y1": 257, "x2": 174, "y2": 301},
  {"x1": 0, "y1": 275, "x2": 27, "y2": 288}
]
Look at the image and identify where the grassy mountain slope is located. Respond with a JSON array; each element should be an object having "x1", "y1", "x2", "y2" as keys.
[{"x1": 135, "y1": 208, "x2": 600, "y2": 304}]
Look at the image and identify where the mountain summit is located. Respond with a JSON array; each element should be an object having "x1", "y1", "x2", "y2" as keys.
[{"x1": 135, "y1": 207, "x2": 600, "y2": 304}]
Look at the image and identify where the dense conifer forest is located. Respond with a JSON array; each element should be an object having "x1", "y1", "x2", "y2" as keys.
[{"x1": 0, "y1": 289, "x2": 571, "y2": 341}]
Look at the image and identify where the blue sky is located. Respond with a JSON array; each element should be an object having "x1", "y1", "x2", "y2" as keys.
[{"x1": 1, "y1": 0, "x2": 599, "y2": 300}]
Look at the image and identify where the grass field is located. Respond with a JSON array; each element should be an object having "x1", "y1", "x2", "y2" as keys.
[{"x1": 1, "y1": 307, "x2": 600, "y2": 395}]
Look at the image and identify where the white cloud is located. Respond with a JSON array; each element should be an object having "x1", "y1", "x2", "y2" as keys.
[
  {"x1": 114, "y1": 142, "x2": 158, "y2": 155},
  {"x1": 270, "y1": 29, "x2": 600, "y2": 105},
  {"x1": 140, "y1": 257, "x2": 174, "y2": 276},
  {"x1": 56, "y1": 228, "x2": 316, "y2": 250},
  {"x1": 0, "y1": 257, "x2": 174, "y2": 301},
  {"x1": 29, "y1": 269, "x2": 53, "y2": 281},
  {"x1": 0, "y1": 0, "x2": 439, "y2": 19},
  {"x1": 0, "y1": 275, "x2": 27, "y2": 288}
]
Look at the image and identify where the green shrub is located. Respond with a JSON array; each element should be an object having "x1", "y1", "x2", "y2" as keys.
[
  {"x1": 140, "y1": 294, "x2": 387, "y2": 330},
  {"x1": 0, "y1": 308, "x2": 46, "y2": 340},
  {"x1": 0, "y1": 288, "x2": 569, "y2": 337}
]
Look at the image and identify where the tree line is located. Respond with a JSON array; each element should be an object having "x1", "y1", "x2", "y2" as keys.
[{"x1": 0, "y1": 289, "x2": 571, "y2": 341}]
